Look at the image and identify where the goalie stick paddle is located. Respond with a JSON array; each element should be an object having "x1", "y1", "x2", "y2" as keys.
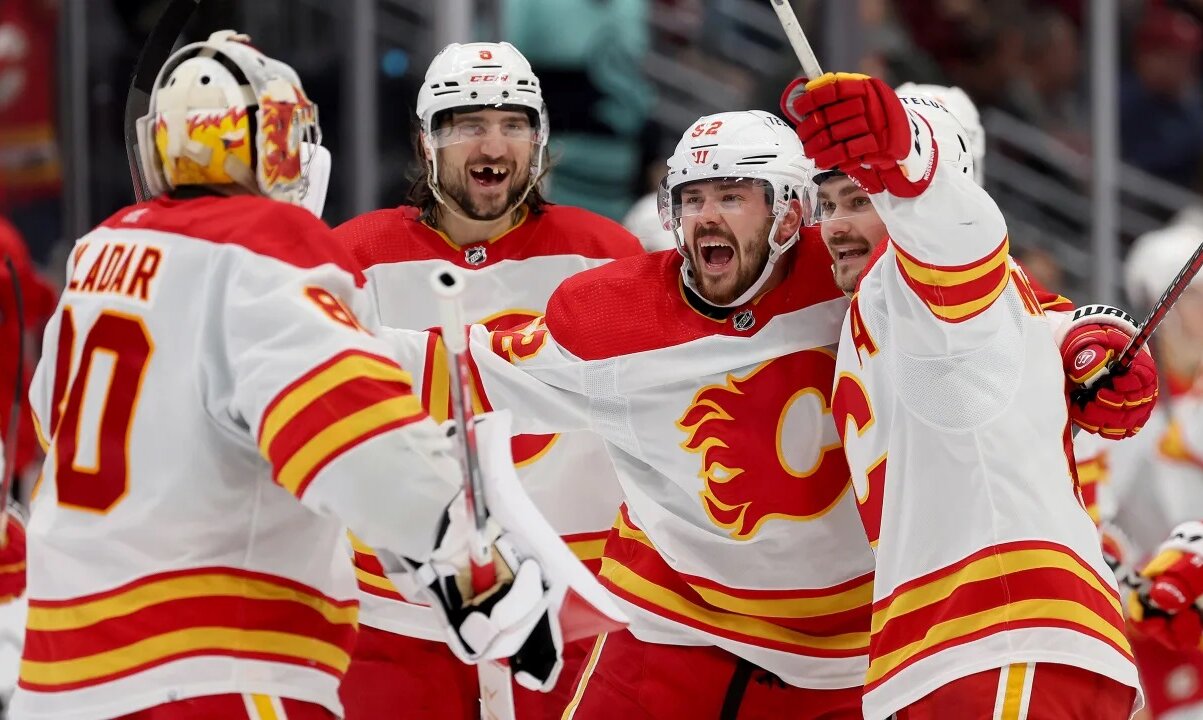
[
  {"x1": 0, "y1": 255, "x2": 26, "y2": 537},
  {"x1": 125, "y1": 0, "x2": 203, "y2": 201},
  {"x1": 1071, "y1": 235, "x2": 1203, "y2": 407},
  {"x1": 430, "y1": 267, "x2": 516, "y2": 720},
  {"x1": 768, "y1": 0, "x2": 824, "y2": 79}
]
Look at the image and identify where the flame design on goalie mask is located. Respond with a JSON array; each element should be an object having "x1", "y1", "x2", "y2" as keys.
[
  {"x1": 259, "y1": 88, "x2": 315, "y2": 189},
  {"x1": 677, "y1": 348, "x2": 851, "y2": 539},
  {"x1": 153, "y1": 107, "x2": 252, "y2": 188}
]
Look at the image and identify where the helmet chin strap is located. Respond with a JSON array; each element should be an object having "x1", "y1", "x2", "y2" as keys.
[
  {"x1": 676, "y1": 215, "x2": 797, "y2": 309},
  {"x1": 424, "y1": 135, "x2": 543, "y2": 227}
]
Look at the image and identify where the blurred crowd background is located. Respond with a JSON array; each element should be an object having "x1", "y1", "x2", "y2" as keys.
[{"x1": 3, "y1": 0, "x2": 1203, "y2": 308}]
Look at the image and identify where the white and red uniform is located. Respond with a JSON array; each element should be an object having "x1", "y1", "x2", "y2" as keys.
[
  {"x1": 15, "y1": 195, "x2": 461, "y2": 720},
  {"x1": 382, "y1": 234, "x2": 873, "y2": 716},
  {"x1": 333, "y1": 204, "x2": 640, "y2": 718},
  {"x1": 830, "y1": 157, "x2": 1142, "y2": 718}
]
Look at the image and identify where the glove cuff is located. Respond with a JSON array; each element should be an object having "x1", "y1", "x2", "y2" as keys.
[{"x1": 1056, "y1": 304, "x2": 1140, "y2": 346}]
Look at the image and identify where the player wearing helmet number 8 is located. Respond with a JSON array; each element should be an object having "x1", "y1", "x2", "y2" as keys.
[{"x1": 782, "y1": 72, "x2": 1145, "y2": 719}]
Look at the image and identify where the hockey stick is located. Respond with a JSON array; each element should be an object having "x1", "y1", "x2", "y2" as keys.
[
  {"x1": 125, "y1": 0, "x2": 203, "y2": 201},
  {"x1": 0, "y1": 256, "x2": 26, "y2": 539},
  {"x1": 768, "y1": 0, "x2": 824, "y2": 79},
  {"x1": 430, "y1": 267, "x2": 517, "y2": 720},
  {"x1": 1070, "y1": 236, "x2": 1203, "y2": 406}
]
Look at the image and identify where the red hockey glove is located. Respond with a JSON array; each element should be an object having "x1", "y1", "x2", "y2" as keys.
[
  {"x1": 0, "y1": 511, "x2": 26, "y2": 602},
  {"x1": 780, "y1": 72, "x2": 931, "y2": 197},
  {"x1": 1060, "y1": 305, "x2": 1157, "y2": 439},
  {"x1": 1131, "y1": 522, "x2": 1203, "y2": 651}
]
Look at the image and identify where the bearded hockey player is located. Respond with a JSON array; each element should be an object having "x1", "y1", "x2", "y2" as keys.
[
  {"x1": 12, "y1": 31, "x2": 570, "y2": 720},
  {"x1": 333, "y1": 42, "x2": 639, "y2": 720},
  {"x1": 783, "y1": 72, "x2": 1147, "y2": 718}
]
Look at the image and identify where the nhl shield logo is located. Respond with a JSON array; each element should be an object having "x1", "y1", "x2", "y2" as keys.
[
  {"x1": 733, "y1": 309, "x2": 755, "y2": 332},
  {"x1": 465, "y1": 245, "x2": 487, "y2": 266}
]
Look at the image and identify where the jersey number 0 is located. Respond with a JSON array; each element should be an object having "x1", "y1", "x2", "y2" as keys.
[{"x1": 49, "y1": 307, "x2": 153, "y2": 513}]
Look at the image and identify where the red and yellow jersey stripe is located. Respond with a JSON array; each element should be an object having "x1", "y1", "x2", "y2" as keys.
[
  {"x1": 865, "y1": 539, "x2": 1131, "y2": 691},
  {"x1": 1074, "y1": 452, "x2": 1107, "y2": 524},
  {"x1": 258, "y1": 350, "x2": 427, "y2": 498},
  {"x1": 894, "y1": 236, "x2": 1011, "y2": 323},
  {"x1": 1159, "y1": 419, "x2": 1203, "y2": 470},
  {"x1": 19, "y1": 567, "x2": 358, "y2": 693},
  {"x1": 350, "y1": 527, "x2": 609, "y2": 602},
  {"x1": 599, "y1": 506, "x2": 872, "y2": 658}
]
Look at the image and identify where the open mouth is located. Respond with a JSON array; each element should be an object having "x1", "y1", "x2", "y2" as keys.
[
  {"x1": 834, "y1": 245, "x2": 869, "y2": 262},
  {"x1": 700, "y1": 241, "x2": 735, "y2": 271},
  {"x1": 469, "y1": 165, "x2": 510, "y2": 188}
]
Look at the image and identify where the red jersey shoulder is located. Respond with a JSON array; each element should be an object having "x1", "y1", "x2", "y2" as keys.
[
  {"x1": 545, "y1": 233, "x2": 844, "y2": 362},
  {"x1": 332, "y1": 206, "x2": 434, "y2": 270},
  {"x1": 104, "y1": 195, "x2": 365, "y2": 285},
  {"x1": 525, "y1": 205, "x2": 643, "y2": 261}
]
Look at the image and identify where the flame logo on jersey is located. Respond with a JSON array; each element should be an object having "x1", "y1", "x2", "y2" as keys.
[
  {"x1": 677, "y1": 348, "x2": 851, "y2": 539},
  {"x1": 259, "y1": 88, "x2": 316, "y2": 188}
]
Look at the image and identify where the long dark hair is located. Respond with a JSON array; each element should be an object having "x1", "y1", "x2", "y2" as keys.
[{"x1": 405, "y1": 115, "x2": 552, "y2": 225}]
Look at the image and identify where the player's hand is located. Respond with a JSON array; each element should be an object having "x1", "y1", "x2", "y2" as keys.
[
  {"x1": 1061, "y1": 305, "x2": 1157, "y2": 439},
  {"x1": 1130, "y1": 521, "x2": 1203, "y2": 651},
  {"x1": 780, "y1": 72, "x2": 931, "y2": 197},
  {"x1": 0, "y1": 510, "x2": 26, "y2": 602}
]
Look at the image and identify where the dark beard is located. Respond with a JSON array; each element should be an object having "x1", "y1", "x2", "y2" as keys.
[
  {"x1": 439, "y1": 165, "x2": 530, "y2": 221},
  {"x1": 692, "y1": 218, "x2": 773, "y2": 306}
]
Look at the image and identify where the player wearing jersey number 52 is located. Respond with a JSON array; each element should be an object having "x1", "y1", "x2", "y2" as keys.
[
  {"x1": 782, "y1": 72, "x2": 1145, "y2": 719},
  {"x1": 14, "y1": 31, "x2": 565, "y2": 720}
]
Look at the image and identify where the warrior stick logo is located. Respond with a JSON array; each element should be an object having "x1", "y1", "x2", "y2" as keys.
[{"x1": 677, "y1": 349, "x2": 850, "y2": 539}]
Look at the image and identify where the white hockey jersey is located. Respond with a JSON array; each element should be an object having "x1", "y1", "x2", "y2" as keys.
[
  {"x1": 831, "y1": 163, "x2": 1142, "y2": 717},
  {"x1": 384, "y1": 238, "x2": 878, "y2": 689},
  {"x1": 333, "y1": 204, "x2": 639, "y2": 639},
  {"x1": 15, "y1": 195, "x2": 461, "y2": 720}
]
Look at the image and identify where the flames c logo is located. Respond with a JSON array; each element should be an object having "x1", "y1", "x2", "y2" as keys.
[{"x1": 677, "y1": 348, "x2": 850, "y2": 539}]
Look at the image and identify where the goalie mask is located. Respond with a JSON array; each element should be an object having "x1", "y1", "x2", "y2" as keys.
[
  {"x1": 136, "y1": 30, "x2": 323, "y2": 207},
  {"x1": 658, "y1": 110, "x2": 810, "y2": 308},
  {"x1": 415, "y1": 42, "x2": 549, "y2": 217}
]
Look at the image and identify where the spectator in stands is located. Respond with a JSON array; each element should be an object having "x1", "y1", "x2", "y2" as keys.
[
  {"x1": 1009, "y1": 6, "x2": 1087, "y2": 151},
  {"x1": 503, "y1": 0, "x2": 654, "y2": 220},
  {"x1": 0, "y1": 0, "x2": 61, "y2": 267},
  {"x1": 1121, "y1": 4, "x2": 1203, "y2": 188}
]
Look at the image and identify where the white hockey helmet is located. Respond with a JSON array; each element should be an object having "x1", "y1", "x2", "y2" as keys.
[
  {"x1": 896, "y1": 82, "x2": 984, "y2": 185},
  {"x1": 416, "y1": 42, "x2": 549, "y2": 214},
  {"x1": 1125, "y1": 222, "x2": 1203, "y2": 311},
  {"x1": 806, "y1": 91, "x2": 976, "y2": 224},
  {"x1": 136, "y1": 30, "x2": 323, "y2": 207},
  {"x1": 658, "y1": 110, "x2": 810, "y2": 307}
]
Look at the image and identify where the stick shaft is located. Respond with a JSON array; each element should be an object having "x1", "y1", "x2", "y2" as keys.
[
  {"x1": 1115, "y1": 237, "x2": 1203, "y2": 371},
  {"x1": 768, "y1": 0, "x2": 824, "y2": 78}
]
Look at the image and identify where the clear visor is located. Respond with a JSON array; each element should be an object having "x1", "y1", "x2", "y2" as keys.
[
  {"x1": 803, "y1": 170, "x2": 876, "y2": 226},
  {"x1": 427, "y1": 104, "x2": 541, "y2": 149},
  {"x1": 657, "y1": 176, "x2": 776, "y2": 229}
]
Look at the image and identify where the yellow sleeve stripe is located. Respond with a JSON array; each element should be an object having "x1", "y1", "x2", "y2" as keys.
[{"x1": 260, "y1": 353, "x2": 413, "y2": 452}]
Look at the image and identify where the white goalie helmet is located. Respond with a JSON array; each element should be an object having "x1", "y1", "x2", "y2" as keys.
[
  {"x1": 658, "y1": 110, "x2": 810, "y2": 308},
  {"x1": 135, "y1": 30, "x2": 325, "y2": 208},
  {"x1": 895, "y1": 83, "x2": 985, "y2": 185},
  {"x1": 415, "y1": 42, "x2": 549, "y2": 213}
]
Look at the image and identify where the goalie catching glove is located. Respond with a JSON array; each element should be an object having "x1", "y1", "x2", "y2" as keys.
[{"x1": 1057, "y1": 304, "x2": 1158, "y2": 439}]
